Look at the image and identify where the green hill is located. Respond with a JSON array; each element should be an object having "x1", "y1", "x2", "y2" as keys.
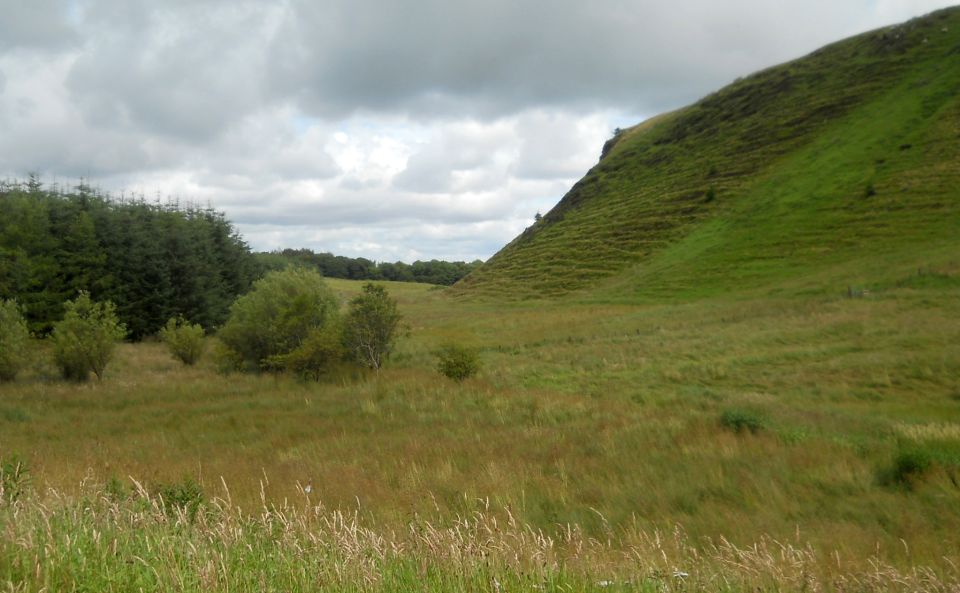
[{"x1": 457, "y1": 7, "x2": 960, "y2": 301}]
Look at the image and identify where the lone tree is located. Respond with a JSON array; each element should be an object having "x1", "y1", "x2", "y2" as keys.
[
  {"x1": 51, "y1": 292, "x2": 126, "y2": 381},
  {"x1": 343, "y1": 283, "x2": 402, "y2": 372}
]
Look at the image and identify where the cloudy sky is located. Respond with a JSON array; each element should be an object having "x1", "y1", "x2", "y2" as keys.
[{"x1": 0, "y1": 0, "x2": 954, "y2": 262}]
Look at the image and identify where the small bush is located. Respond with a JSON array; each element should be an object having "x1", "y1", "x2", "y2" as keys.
[
  {"x1": 266, "y1": 323, "x2": 345, "y2": 381},
  {"x1": 0, "y1": 299, "x2": 30, "y2": 382},
  {"x1": 720, "y1": 409, "x2": 766, "y2": 434},
  {"x1": 51, "y1": 292, "x2": 126, "y2": 381},
  {"x1": 159, "y1": 316, "x2": 206, "y2": 365},
  {"x1": 436, "y1": 344, "x2": 481, "y2": 382},
  {"x1": 0, "y1": 455, "x2": 30, "y2": 503},
  {"x1": 1, "y1": 407, "x2": 30, "y2": 423},
  {"x1": 211, "y1": 339, "x2": 244, "y2": 374},
  {"x1": 155, "y1": 476, "x2": 204, "y2": 520},
  {"x1": 880, "y1": 446, "x2": 934, "y2": 489}
]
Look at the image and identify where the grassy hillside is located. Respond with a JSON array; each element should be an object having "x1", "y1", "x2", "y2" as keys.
[{"x1": 457, "y1": 7, "x2": 960, "y2": 300}]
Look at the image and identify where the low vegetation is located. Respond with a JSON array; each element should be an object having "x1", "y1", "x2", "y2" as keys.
[
  {"x1": 435, "y1": 343, "x2": 481, "y2": 382},
  {"x1": 0, "y1": 455, "x2": 29, "y2": 503},
  {"x1": 50, "y1": 292, "x2": 125, "y2": 381},
  {"x1": 719, "y1": 408, "x2": 766, "y2": 434},
  {"x1": 159, "y1": 316, "x2": 206, "y2": 365},
  {"x1": 0, "y1": 299, "x2": 29, "y2": 381},
  {"x1": 0, "y1": 482, "x2": 956, "y2": 592},
  {"x1": 3, "y1": 279, "x2": 957, "y2": 572}
]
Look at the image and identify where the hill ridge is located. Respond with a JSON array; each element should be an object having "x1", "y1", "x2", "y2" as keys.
[{"x1": 456, "y1": 6, "x2": 960, "y2": 301}]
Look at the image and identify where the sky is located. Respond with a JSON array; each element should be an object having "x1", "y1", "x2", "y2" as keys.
[{"x1": 0, "y1": 0, "x2": 955, "y2": 262}]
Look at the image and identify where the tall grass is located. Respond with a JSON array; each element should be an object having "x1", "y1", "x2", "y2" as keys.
[
  {"x1": 1, "y1": 278, "x2": 958, "y2": 586},
  {"x1": 1, "y1": 482, "x2": 956, "y2": 592}
]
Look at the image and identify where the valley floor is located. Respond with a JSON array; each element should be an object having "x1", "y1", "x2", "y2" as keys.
[{"x1": 2, "y1": 277, "x2": 959, "y2": 590}]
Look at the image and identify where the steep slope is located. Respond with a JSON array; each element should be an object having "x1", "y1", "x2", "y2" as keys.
[{"x1": 457, "y1": 7, "x2": 960, "y2": 300}]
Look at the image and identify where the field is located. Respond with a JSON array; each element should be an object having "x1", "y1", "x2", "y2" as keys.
[{"x1": 2, "y1": 276, "x2": 959, "y2": 591}]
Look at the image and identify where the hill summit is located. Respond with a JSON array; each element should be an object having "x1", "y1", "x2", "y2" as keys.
[{"x1": 457, "y1": 7, "x2": 960, "y2": 301}]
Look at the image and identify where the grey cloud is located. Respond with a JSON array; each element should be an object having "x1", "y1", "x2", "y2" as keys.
[
  {"x1": 199, "y1": 115, "x2": 342, "y2": 182},
  {"x1": 214, "y1": 171, "x2": 563, "y2": 234},
  {"x1": 265, "y1": 0, "x2": 942, "y2": 119},
  {"x1": 0, "y1": 0, "x2": 79, "y2": 52},
  {"x1": 226, "y1": 188, "x2": 508, "y2": 228},
  {"x1": 340, "y1": 176, "x2": 381, "y2": 191},
  {"x1": 0, "y1": 57, "x2": 161, "y2": 177},
  {"x1": 0, "y1": 122, "x2": 153, "y2": 178},
  {"x1": 65, "y1": 1, "x2": 282, "y2": 143}
]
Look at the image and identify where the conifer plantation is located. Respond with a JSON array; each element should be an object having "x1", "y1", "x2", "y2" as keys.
[{"x1": 0, "y1": 178, "x2": 258, "y2": 338}]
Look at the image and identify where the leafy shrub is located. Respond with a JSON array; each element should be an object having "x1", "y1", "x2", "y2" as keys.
[
  {"x1": 266, "y1": 322, "x2": 345, "y2": 381},
  {"x1": 720, "y1": 409, "x2": 766, "y2": 434},
  {"x1": 51, "y1": 292, "x2": 126, "y2": 381},
  {"x1": 0, "y1": 299, "x2": 30, "y2": 382},
  {"x1": 436, "y1": 344, "x2": 481, "y2": 382},
  {"x1": 155, "y1": 476, "x2": 204, "y2": 520},
  {"x1": 0, "y1": 455, "x2": 29, "y2": 503},
  {"x1": 342, "y1": 283, "x2": 403, "y2": 371},
  {"x1": 880, "y1": 446, "x2": 934, "y2": 489},
  {"x1": 211, "y1": 338, "x2": 244, "y2": 374},
  {"x1": 159, "y1": 316, "x2": 206, "y2": 365},
  {"x1": 217, "y1": 267, "x2": 340, "y2": 372}
]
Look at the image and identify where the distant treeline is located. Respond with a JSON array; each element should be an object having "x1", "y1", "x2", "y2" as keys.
[
  {"x1": 257, "y1": 249, "x2": 483, "y2": 286},
  {"x1": 0, "y1": 177, "x2": 258, "y2": 339}
]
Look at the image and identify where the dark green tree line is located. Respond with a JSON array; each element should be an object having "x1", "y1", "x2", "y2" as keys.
[
  {"x1": 256, "y1": 248, "x2": 482, "y2": 286},
  {"x1": 0, "y1": 178, "x2": 258, "y2": 338}
]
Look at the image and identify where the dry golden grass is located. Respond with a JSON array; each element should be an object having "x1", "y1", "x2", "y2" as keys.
[{"x1": 1, "y1": 482, "x2": 957, "y2": 592}]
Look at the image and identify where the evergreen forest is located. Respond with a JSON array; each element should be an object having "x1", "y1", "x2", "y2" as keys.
[{"x1": 0, "y1": 177, "x2": 259, "y2": 339}]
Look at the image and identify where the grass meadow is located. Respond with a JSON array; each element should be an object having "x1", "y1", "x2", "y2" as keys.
[{"x1": 2, "y1": 276, "x2": 959, "y2": 590}]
